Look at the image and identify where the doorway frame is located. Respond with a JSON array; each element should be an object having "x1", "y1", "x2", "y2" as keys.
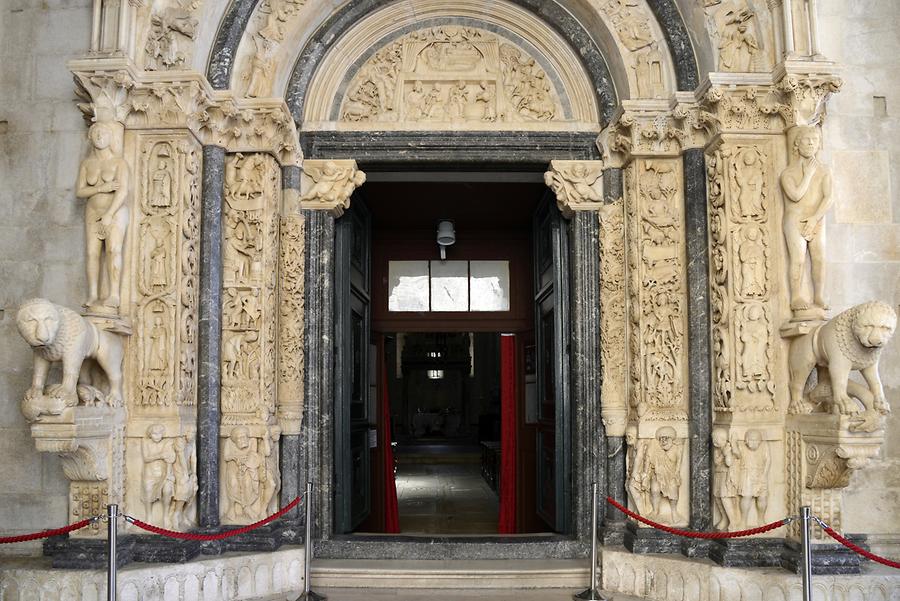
[{"x1": 301, "y1": 143, "x2": 605, "y2": 559}]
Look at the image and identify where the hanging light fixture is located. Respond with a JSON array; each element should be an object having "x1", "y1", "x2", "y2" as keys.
[{"x1": 436, "y1": 219, "x2": 456, "y2": 261}]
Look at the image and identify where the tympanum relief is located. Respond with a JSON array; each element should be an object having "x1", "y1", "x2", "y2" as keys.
[{"x1": 339, "y1": 27, "x2": 562, "y2": 124}]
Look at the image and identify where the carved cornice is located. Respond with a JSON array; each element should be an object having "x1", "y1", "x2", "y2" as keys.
[{"x1": 69, "y1": 59, "x2": 302, "y2": 166}]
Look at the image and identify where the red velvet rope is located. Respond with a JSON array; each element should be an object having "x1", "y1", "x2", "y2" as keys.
[
  {"x1": 819, "y1": 524, "x2": 900, "y2": 569},
  {"x1": 0, "y1": 519, "x2": 94, "y2": 544},
  {"x1": 127, "y1": 495, "x2": 302, "y2": 541},
  {"x1": 606, "y1": 497, "x2": 786, "y2": 539}
]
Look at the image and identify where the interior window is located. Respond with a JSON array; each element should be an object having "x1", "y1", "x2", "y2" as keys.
[{"x1": 387, "y1": 260, "x2": 510, "y2": 312}]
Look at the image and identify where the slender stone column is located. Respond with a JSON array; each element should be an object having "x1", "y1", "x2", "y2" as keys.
[
  {"x1": 569, "y1": 212, "x2": 604, "y2": 543},
  {"x1": 301, "y1": 209, "x2": 336, "y2": 537},
  {"x1": 682, "y1": 148, "x2": 713, "y2": 557},
  {"x1": 197, "y1": 145, "x2": 226, "y2": 529},
  {"x1": 280, "y1": 164, "x2": 303, "y2": 529}
]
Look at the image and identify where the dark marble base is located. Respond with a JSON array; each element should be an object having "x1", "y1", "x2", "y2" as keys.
[
  {"x1": 316, "y1": 536, "x2": 586, "y2": 560},
  {"x1": 780, "y1": 537, "x2": 867, "y2": 575},
  {"x1": 280, "y1": 520, "x2": 304, "y2": 544},
  {"x1": 624, "y1": 523, "x2": 682, "y2": 554},
  {"x1": 44, "y1": 535, "x2": 135, "y2": 569},
  {"x1": 600, "y1": 519, "x2": 627, "y2": 546},
  {"x1": 131, "y1": 535, "x2": 202, "y2": 563},
  {"x1": 681, "y1": 538, "x2": 712, "y2": 558},
  {"x1": 709, "y1": 537, "x2": 784, "y2": 567},
  {"x1": 224, "y1": 524, "x2": 284, "y2": 553}
]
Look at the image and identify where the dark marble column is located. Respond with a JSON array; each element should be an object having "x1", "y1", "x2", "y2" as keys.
[
  {"x1": 301, "y1": 209, "x2": 336, "y2": 539},
  {"x1": 197, "y1": 145, "x2": 225, "y2": 530},
  {"x1": 682, "y1": 148, "x2": 713, "y2": 557},
  {"x1": 280, "y1": 164, "x2": 304, "y2": 537},
  {"x1": 569, "y1": 211, "x2": 604, "y2": 546}
]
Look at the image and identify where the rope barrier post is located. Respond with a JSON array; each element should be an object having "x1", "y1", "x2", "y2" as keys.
[
  {"x1": 801, "y1": 506, "x2": 813, "y2": 601},
  {"x1": 574, "y1": 483, "x2": 606, "y2": 601},
  {"x1": 296, "y1": 482, "x2": 325, "y2": 601},
  {"x1": 107, "y1": 504, "x2": 118, "y2": 601}
]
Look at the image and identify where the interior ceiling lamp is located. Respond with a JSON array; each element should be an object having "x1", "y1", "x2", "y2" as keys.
[{"x1": 437, "y1": 219, "x2": 455, "y2": 261}]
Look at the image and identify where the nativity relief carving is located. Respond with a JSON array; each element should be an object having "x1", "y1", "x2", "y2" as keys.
[{"x1": 339, "y1": 27, "x2": 562, "y2": 124}]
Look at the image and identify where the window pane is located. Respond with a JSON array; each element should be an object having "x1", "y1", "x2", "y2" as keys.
[
  {"x1": 430, "y1": 261, "x2": 469, "y2": 312},
  {"x1": 388, "y1": 261, "x2": 429, "y2": 311},
  {"x1": 470, "y1": 261, "x2": 510, "y2": 311}
]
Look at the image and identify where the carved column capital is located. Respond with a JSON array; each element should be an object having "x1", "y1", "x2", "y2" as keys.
[
  {"x1": 299, "y1": 159, "x2": 367, "y2": 217},
  {"x1": 543, "y1": 160, "x2": 604, "y2": 218}
]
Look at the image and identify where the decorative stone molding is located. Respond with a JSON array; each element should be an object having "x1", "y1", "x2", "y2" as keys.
[
  {"x1": 599, "y1": 102, "x2": 716, "y2": 165},
  {"x1": 298, "y1": 160, "x2": 366, "y2": 217},
  {"x1": 277, "y1": 214, "x2": 306, "y2": 435},
  {"x1": 598, "y1": 198, "x2": 627, "y2": 437},
  {"x1": 70, "y1": 61, "x2": 302, "y2": 166},
  {"x1": 544, "y1": 160, "x2": 604, "y2": 217}
]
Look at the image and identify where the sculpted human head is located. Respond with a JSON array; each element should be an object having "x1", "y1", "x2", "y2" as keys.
[
  {"x1": 147, "y1": 424, "x2": 165, "y2": 443},
  {"x1": 16, "y1": 298, "x2": 61, "y2": 347},
  {"x1": 625, "y1": 425, "x2": 637, "y2": 446},
  {"x1": 231, "y1": 426, "x2": 251, "y2": 449},
  {"x1": 88, "y1": 121, "x2": 116, "y2": 151},
  {"x1": 792, "y1": 126, "x2": 821, "y2": 160},
  {"x1": 712, "y1": 427, "x2": 728, "y2": 449},
  {"x1": 852, "y1": 301, "x2": 897, "y2": 349},
  {"x1": 656, "y1": 426, "x2": 677, "y2": 450}
]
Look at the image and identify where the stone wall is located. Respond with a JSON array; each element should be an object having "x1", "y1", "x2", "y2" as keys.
[
  {"x1": 818, "y1": 0, "x2": 900, "y2": 552},
  {"x1": 0, "y1": 0, "x2": 92, "y2": 555}
]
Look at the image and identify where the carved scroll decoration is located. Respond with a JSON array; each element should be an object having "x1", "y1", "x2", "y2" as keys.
[
  {"x1": 277, "y1": 214, "x2": 306, "y2": 434},
  {"x1": 599, "y1": 198, "x2": 627, "y2": 437}
]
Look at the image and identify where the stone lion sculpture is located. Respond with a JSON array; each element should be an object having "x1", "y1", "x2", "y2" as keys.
[
  {"x1": 788, "y1": 300, "x2": 897, "y2": 431},
  {"x1": 16, "y1": 298, "x2": 124, "y2": 421}
]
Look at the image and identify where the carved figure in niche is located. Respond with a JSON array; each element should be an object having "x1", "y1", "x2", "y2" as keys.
[
  {"x1": 448, "y1": 80, "x2": 470, "y2": 120},
  {"x1": 788, "y1": 301, "x2": 897, "y2": 431},
  {"x1": 425, "y1": 84, "x2": 445, "y2": 120},
  {"x1": 625, "y1": 426, "x2": 650, "y2": 515},
  {"x1": 719, "y1": 8, "x2": 758, "y2": 72},
  {"x1": 644, "y1": 291, "x2": 680, "y2": 398},
  {"x1": 712, "y1": 427, "x2": 739, "y2": 529},
  {"x1": 257, "y1": 425, "x2": 282, "y2": 515},
  {"x1": 245, "y1": 47, "x2": 276, "y2": 99},
  {"x1": 225, "y1": 212, "x2": 258, "y2": 283},
  {"x1": 169, "y1": 430, "x2": 198, "y2": 529},
  {"x1": 226, "y1": 153, "x2": 267, "y2": 206},
  {"x1": 475, "y1": 81, "x2": 496, "y2": 121},
  {"x1": 780, "y1": 126, "x2": 832, "y2": 313},
  {"x1": 224, "y1": 427, "x2": 263, "y2": 521},
  {"x1": 739, "y1": 304, "x2": 768, "y2": 390},
  {"x1": 150, "y1": 159, "x2": 173, "y2": 208},
  {"x1": 406, "y1": 81, "x2": 427, "y2": 120},
  {"x1": 145, "y1": 5, "x2": 199, "y2": 70},
  {"x1": 147, "y1": 219, "x2": 170, "y2": 288},
  {"x1": 738, "y1": 227, "x2": 766, "y2": 298},
  {"x1": 148, "y1": 315, "x2": 169, "y2": 372},
  {"x1": 16, "y1": 299, "x2": 125, "y2": 421},
  {"x1": 646, "y1": 426, "x2": 684, "y2": 523},
  {"x1": 633, "y1": 42, "x2": 664, "y2": 98},
  {"x1": 141, "y1": 424, "x2": 176, "y2": 523},
  {"x1": 733, "y1": 429, "x2": 769, "y2": 527},
  {"x1": 734, "y1": 148, "x2": 764, "y2": 218},
  {"x1": 76, "y1": 121, "x2": 130, "y2": 311}
]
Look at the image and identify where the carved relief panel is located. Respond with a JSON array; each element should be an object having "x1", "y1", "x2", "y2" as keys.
[
  {"x1": 143, "y1": 0, "x2": 201, "y2": 71},
  {"x1": 277, "y1": 214, "x2": 305, "y2": 434},
  {"x1": 219, "y1": 152, "x2": 282, "y2": 525},
  {"x1": 340, "y1": 26, "x2": 563, "y2": 124},
  {"x1": 599, "y1": 198, "x2": 628, "y2": 437}
]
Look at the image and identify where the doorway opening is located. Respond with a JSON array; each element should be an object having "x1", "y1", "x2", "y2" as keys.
[{"x1": 334, "y1": 178, "x2": 572, "y2": 538}]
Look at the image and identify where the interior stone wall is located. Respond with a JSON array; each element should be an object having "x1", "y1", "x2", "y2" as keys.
[
  {"x1": 818, "y1": 0, "x2": 900, "y2": 552},
  {"x1": 0, "y1": 0, "x2": 92, "y2": 555}
]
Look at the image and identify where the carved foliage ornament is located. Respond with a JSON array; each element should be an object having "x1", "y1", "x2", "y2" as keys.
[
  {"x1": 598, "y1": 198, "x2": 627, "y2": 436},
  {"x1": 277, "y1": 214, "x2": 305, "y2": 434},
  {"x1": 339, "y1": 26, "x2": 561, "y2": 124}
]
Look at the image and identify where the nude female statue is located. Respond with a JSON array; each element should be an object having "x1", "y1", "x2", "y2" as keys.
[
  {"x1": 76, "y1": 121, "x2": 130, "y2": 310},
  {"x1": 779, "y1": 125, "x2": 832, "y2": 313}
]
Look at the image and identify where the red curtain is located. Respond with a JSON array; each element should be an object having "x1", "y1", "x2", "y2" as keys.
[
  {"x1": 382, "y1": 360, "x2": 400, "y2": 533},
  {"x1": 498, "y1": 334, "x2": 518, "y2": 534}
]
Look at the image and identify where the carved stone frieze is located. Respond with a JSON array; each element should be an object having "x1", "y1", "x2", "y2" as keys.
[
  {"x1": 601, "y1": 104, "x2": 716, "y2": 164},
  {"x1": 71, "y1": 66, "x2": 302, "y2": 165},
  {"x1": 277, "y1": 214, "x2": 305, "y2": 434},
  {"x1": 339, "y1": 26, "x2": 562, "y2": 124},
  {"x1": 544, "y1": 160, "x2": 604, "y2": 217},
  {"x1": 625, "y1": 424, "x2": 689, "y2": 527},
  {"x1": 299, "y1": 159, "x2": 366, "y2": 217},
  {"x1": 599, "y1": 198, "x2": 627, "y2": 437},
  {"x1": 711, "y1": 425, "x2": 776, "y2": 530},
  {"x1": 221, "y1": 425, "x2": 282, "y2": 524},
  {"x1": 133, "y1": 423, "x2": 198, "y2": 530}
]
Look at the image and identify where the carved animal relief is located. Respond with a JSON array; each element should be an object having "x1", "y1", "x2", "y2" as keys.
[{"x1": 340, "y1": 26, "x2": 562, "y2": 124}]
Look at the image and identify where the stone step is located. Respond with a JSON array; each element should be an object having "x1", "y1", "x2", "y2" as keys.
[
  {"x1": 310, "y1": 559, "x2": 592, "y2": 589},
  {"x1": 256, "y1": 590, "x2": 642, "y2": 601}
]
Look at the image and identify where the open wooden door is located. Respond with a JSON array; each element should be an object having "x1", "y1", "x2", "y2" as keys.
[
  {"x1": 532, "y1": 195, "x2": 571, "y2": 533},
  {"x1": 334, "y1": 194, "x2": 372, "y2": 533}
]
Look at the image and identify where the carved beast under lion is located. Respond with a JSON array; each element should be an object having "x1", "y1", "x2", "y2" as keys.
[{"x1": 16, "y1": 298, "x2": 125, "y2": 421}]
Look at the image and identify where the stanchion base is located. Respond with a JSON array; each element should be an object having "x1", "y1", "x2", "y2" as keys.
[
  {"x1": 573, "y1": 588, "x2": 607, "y2": 601},
  {"x1": 294, "y1": 591, "x2": 327, "y2": 601}
]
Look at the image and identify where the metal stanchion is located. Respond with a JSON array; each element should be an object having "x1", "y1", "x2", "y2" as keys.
[
  {"x1": 296, "y1": 482, "x2": 326, "y2": 601},
  {"x1": 574, "y1": 483, "x2": 606, "y2": 601},
  {"x1": 801, "y1": 506, "x2": 813, "y2": 601},
  {"x1": 107, "y1": 504, "x2": 118, "y2": 601}
]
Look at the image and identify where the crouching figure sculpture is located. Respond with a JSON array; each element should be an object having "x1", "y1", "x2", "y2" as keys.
[
  {"x1": 16, "y1": 298, "x2": 125, "y2": 421},
  {"x1": 788, "y1": 300, "x2": 897, "y2": 432}
]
